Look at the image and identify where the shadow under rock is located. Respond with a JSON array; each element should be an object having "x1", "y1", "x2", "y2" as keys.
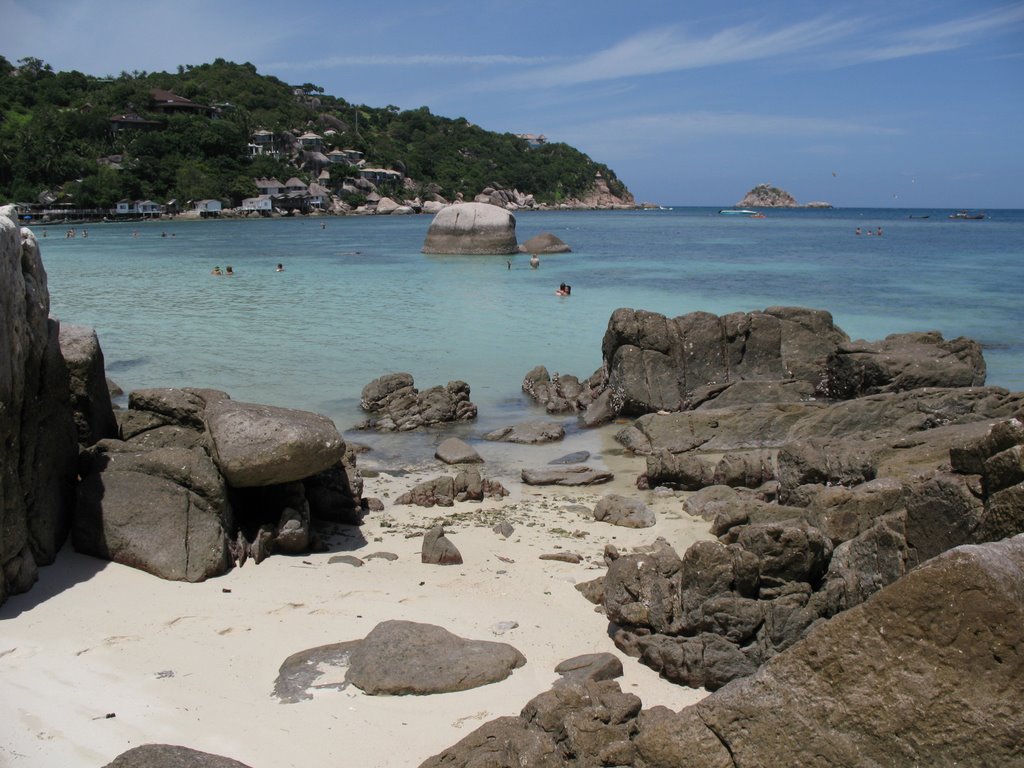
[{"x1": 0, "y1": 543, "x2": 108, "y2": 619}]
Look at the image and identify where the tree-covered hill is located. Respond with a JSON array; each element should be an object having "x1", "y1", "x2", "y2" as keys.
[{"x1": 0, "y1": 57, "x2": 630, "y2": 209}]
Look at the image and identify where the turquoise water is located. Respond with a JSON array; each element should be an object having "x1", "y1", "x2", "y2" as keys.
[{"x1": 36, "y1": 207, "x2": 1024, "y2": 452}]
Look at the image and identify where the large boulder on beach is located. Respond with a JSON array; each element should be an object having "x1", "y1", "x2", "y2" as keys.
[
  {"x1": 205, "y1": 399, "x2": 345, "y2": 487},
  {"x1": 435, "y1": 437, "x2": 483, "y2": 464},
  {"x1": 422, "y1": 202, "x2": 518, "y2": 255},
  {"x1": 73, "y1": 443, "x2": 233, "y2": 581},
  {"x1": 347, "y1": 620, "x2": 526, "y2": 695},
  {"x1": 104, "y1": 744, "x2": 254, "y2": 768},
  {"x1": 0, "y1": 208, "x2": 78, "y2": 605}
]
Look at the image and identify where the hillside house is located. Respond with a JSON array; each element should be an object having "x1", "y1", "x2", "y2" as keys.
[
  {"x1": 255, "y1": 177, "x2": 284, "y2": 196},
  {"x1": 359, "y1": 168, "x2": 403, "y2": 185},
  {"x1": 298, "y1": 132, "x2": 323, "y2": 152},
  {"x1": 150, "y1": 89, "x2": 215, "y2": 116},
  {"x1": 249, "y1": 129, "x2": 276, "y2": 156},
  {"x1": 283, "y1": 177, "x2": 308, "y2": 193}
]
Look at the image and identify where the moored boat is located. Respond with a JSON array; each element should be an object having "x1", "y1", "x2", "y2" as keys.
[
  {"x1": 949, "y1": 210, "x2": 986, "y2": 220},
  {"x1": 719, "y1": 209, "x2": 761, "y2": 216}
]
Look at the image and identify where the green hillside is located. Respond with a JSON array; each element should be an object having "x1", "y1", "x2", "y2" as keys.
[{"x1": 0, "y1": 57, "x2": 629, "y2": 209}]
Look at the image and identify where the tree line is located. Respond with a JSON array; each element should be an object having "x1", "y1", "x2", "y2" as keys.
[{"x1": 0, "y1": 57, "x2": 629, "y2": 209}]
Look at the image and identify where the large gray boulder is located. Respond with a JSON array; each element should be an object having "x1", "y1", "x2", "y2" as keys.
[
  {"x1": 422, "y1": 202, "x2": 518, "y2": 254},
  {"x1": 0, "y1": 209, "x2": 78, "y2": 605},
  {"x1": 519, "y1": 232, "x2": 571, "y2": 253},
  {"x1": 73, "y1": 443, "x2": 233, "y2": 582},
  {"x1": 205, "y1": 399, "x2": 345, "y2": 487},
  {"x1": 58, "y1": 323, "x2": 118, "y2": 446},
  {"x1": 346, "y1": 620, "x2": 526, "y2": 695}
]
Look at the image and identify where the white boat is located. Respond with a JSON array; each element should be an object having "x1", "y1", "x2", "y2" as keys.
[{"x1": 719, "y1": 209, "x2": 760, "y2": 216}]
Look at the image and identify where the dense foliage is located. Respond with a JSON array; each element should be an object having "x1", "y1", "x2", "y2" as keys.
[{"x1": 0, "y1": 57, "x2": 628, "y2": 208}]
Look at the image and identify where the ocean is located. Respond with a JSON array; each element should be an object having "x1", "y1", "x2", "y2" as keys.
[{"x1": 35, "y1": 207, "x2": 1024, "y2": 466}]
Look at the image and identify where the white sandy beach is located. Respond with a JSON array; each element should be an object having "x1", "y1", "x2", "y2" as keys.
[{"x1": 0, "y1": 427, "x2": 711, "y2": 768}]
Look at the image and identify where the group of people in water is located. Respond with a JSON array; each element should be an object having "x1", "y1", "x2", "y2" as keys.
[
  {"x1": 855, "y1": 227, "x2": 884, "y2": 236},
  {"x1": 556, "y1": 283, "x2": 572, "y2": 296},
  {"x1": 211, "y1": 263, "x2": 285, "y2": 276}
]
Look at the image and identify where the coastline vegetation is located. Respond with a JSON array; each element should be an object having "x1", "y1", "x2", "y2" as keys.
[{"x1": 0, "y1": 56, "x2": 628, "y2": 209}]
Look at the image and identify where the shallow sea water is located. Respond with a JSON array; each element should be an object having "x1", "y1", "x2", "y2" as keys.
[{"x1": 36, "y1": 207, "x2": 1024, "y2": 467}]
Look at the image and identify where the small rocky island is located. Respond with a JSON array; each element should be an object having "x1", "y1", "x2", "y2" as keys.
[{"x1": 737, "y1": 183, "x2": 832, "y2": 209}]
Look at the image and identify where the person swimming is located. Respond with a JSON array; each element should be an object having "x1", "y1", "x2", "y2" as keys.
[
  {"x1": 225, "y1": 265, "x2": 234, "y2": 276},
  {"x1": 276, "y1": 263, "x2": 285, "y2": 272},
  {"x1": 530, "y1": 254, "x2": 540, "y2": 269},
  {"x1": 211, "y1": 266, "x2": 223, "y2": 276}
]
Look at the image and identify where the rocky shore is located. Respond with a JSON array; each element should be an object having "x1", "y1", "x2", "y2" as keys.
[{"x1": 2, "y1": 204, "x2": 1022, "y2": 767}]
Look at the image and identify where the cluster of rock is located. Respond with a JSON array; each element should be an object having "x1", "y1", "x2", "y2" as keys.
[
  {"x1": 524, "y1": 306, "x2": 986, "y2": 422},
  {"x1": 355, "y1": 372, "x2": 477, "y2": 430},
  {"x1": 735, "y1": 182, "x2": 832, "y2": 209},
  {"x1": 74, "y1": 388, "x2": 365, "y2": 581},
  {"x1": 394, "y1": 467, "x2": 509, "y2": 507},
  {"x1": 0, "y1": 205, "x2": 364, "y2": 601},
  {"x1": 419, "y1": 534, "x2": 1024, "y2": 767}
]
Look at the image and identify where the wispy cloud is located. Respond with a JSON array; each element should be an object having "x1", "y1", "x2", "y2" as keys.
[
  {"x1": 266, "y1": 53, "x2": 560, "y2": 71},
  {"x1": 491, "y1": 17, "x2": 854, "y2": 89},
  {"x1": 839, "y1": 3, "x2": 1024, "y2": 64}
]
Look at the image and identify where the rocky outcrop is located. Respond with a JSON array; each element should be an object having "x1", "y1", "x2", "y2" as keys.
[
  {"x1": 736, "y1": 183, "x2": 798, "y2": 207},
  {"x1": 600, "y1": 411, "x2": 1024, "y2": 690},
  {"x1": 357, "y1": 373, "x2": 477, "y2": 431},
  {"x1": 74, "y1": 387, "x2": 364, "y2": 579},
  {"x1": 519, "y1": 233, "x2": 571, "y2": 254},
  {"x1": 422, "y1": 202, "x2": 518, "y2": 254},
  {"x1": 395, "y1": 468, "x2": 509, "y2": 507},
  {"x1": 0, "y1": 207, "x2": 78, "y2": 605},
  {"x1": 419, "y1": 536, "x2": 1024, "y2": 768},
  {"x1": 524, "y1": 307, "x2": 987, "y2": 420},
  {"x1": 562, "y1": 172, "x2": 636, "y2": 210}
]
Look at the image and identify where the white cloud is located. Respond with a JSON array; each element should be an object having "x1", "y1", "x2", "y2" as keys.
[{"x1": 265, "y1": 53, "x2": 559, "y2": 70}]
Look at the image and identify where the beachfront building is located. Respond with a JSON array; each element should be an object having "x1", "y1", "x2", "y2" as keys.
[
  {"x1": 241, "y1": 195, "x2": 274, "y2": 213},
  {"x1": 306, "y1": 183, "x2": 330, "y2": 210},
  {"x1": 283, "y1": 177, "x2": 309, "y2": 194},
  {"x1": 195, "y1": 199, "x2": 223, "y2": 217},
  {"x1": 359, "y1": 168, "x2": 403, "y2": 185},
  {"x1": 136, "y1": 200, "x2": 163, "y2": 216},
  {"x1": 255, "y1": 177, "x2": 284, "y2": 196},
  {"x1": 115, "y1": 199, "x2": 136, "y2": 215}
]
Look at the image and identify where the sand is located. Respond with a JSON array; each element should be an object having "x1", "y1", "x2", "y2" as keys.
[{"x1": 0, "y1": 427, "x2": 710, "y2": 767}]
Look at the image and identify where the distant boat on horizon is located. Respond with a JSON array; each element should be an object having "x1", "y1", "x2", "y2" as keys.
[
  {"x1": 719, "y1": 209, "x2": 764, "y2": 217},
  {"x1": 949, "y1": 210, "x2": 986, "y2": 220}
]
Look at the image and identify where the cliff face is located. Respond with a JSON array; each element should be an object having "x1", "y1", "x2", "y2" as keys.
[
  {"x1": 737, "y1": 184, "x2": 798, "y2": 208},
  {"x1": 565, "y1": 173, "x2": 636, "y2": 209},
  {"x1": 0, "y1": 206, "x2": 78, "y2": 605}
]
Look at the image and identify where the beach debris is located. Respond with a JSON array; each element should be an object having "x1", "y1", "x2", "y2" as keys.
[
  {"x1": 328, "y1": 555, "x2": 364, "y2": 567},
  {"x1": 491, "y1": 621, "x2": 519, "y2": 636},
  {"x1": 493, "y1": 520, "x2": 515, "y2": 538},
  {"x1": 421, "y1": 525, "x2": 463, "y2": 565},
  {"x1": 539, "y1": 552, "x2": 583, "y2": 564},
  {"x1": 435, "y1": 437, "x2": 484, "y2": 465}
]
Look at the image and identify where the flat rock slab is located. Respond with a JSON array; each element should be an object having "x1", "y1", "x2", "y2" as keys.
[
  {"x1": 522, "y1": 465, "x2": 613, "y2": 486},
  {"x1": 205, "y1": 399, "x2": 345, "y2": 487},
  {"x1": 550, "y1": 450, "x2": 591, "y2": 465},
  {"x1": 555, "y1": 653, "x2": 624, "y2": 682},
  {"x1": 104, "y1": 744, "x2": 254, "y2": 767},
  {"x1": 273, "y1": 641, "x2": 360, "y2": 703},
  {"x1": 347, "y1": 620, "x2": 526, "y2": 695},
  {"x1": 593, "y1": 494, "x2": 657, "y2": 528},
  {"x1": 484, "y1": 421, "x2": 565, "y2": 444}
]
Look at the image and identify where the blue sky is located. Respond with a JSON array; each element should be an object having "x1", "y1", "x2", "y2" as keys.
[{"x1": 3, "y1": 0, "x2": 1023, "y2": 207}]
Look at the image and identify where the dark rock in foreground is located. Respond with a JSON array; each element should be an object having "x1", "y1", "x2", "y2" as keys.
[
  {"x1": 420, "y1": 535, "x2": 1024, "y2": 767},
  {"x1": 103, "y1": 744, "x2": 254, "y2": 767},
  {"x1": 421, "y1": 525, "x2": 463, "y2": 565}
]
